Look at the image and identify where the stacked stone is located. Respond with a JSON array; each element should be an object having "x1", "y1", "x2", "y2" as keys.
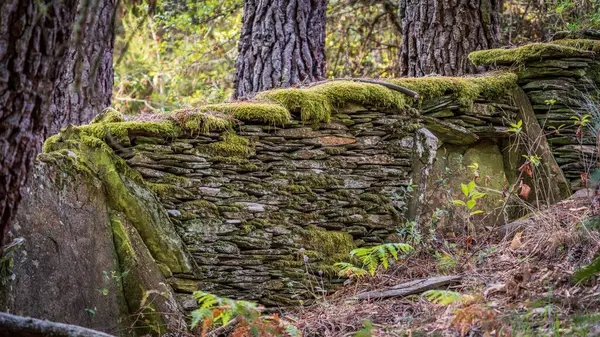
[
  {"x1": 104, "y1": 86, "x2": 518, "y2": 309},
  {"x1": 115, "y1": 104, "x2": 420, "y2": 308},
  {"x1": 519, "y1": 55, "x2": 598, "y2": 190},
  {"x1": 420, "y1": 94, "x2": 518, "y2": 145},
  {"x1": 469, "y1": 35, "x2": 600, "y2": 191}
]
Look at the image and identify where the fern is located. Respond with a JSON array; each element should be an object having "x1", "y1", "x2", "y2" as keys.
[
  {"x1": 573, "y1": 256, "x2": 600, "y2": 283},
  {"x1": 191, "y1": 291, "x2": 260, "y2": 329},
  {"x1": 423, "y1": 290, "x2": 466, "y2": 306},
  {"x1": 350, "y1": 243, "x2": 413, "y2": 276},
  {"x1": 334, "y1": 262, "x2": 369, "y2": 278}
]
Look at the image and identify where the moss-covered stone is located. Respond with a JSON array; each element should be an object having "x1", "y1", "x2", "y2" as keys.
[
  {"x1": 208, "y1": 131, "x2": 254, "y2": 158},
  {"x1": 257, "y1": 81, "x2": 410, "y2": 124},
  {"x1": 468, "y1": 43, "x2": 594, "y2": 66}
]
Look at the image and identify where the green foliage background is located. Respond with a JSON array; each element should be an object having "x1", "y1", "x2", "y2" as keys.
[{"x1": 113, "y1": 0, "x2": 600, "y2": 115}]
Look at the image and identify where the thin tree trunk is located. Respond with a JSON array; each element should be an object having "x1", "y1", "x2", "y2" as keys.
[
  {"x1": 0, "y1": 0, "x2": 78, "y2": 243},
  {"x1": 399, "y1": 0, "x2": 500, "y2": 77},
  {"x1": 233, "y1": 0, "x2": 327, "y2": 99},
  {"x1": 50, "y1": 0, "x2": 115, "y2": 135}
]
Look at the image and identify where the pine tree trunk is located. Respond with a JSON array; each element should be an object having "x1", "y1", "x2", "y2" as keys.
[
  {"x1": 233, "y1": 0, "x2": 327, "y2": 99},
  {"x1": 49, "y1": 0, "x2": 115, "y2": 135},
  {"x1": 0, "y1": 0, "x2": 78, "y2": 243},
  {"x1": 399, "y1": 0, "x2": 500, "y2": 77}
]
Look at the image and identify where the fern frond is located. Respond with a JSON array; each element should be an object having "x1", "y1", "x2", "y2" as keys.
[{"x1": 423, "y1": 290, "x2": 464, "y2": 306}]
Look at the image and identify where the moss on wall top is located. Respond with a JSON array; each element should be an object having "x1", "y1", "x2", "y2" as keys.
[
  {"x1": 387, "y1": 72, "x2": 517, "y2": 107},
  {"x1": 550, "y1": 39, "x2": 600, "y2": 53},
  {"x1": 44, "y1": 72, "x2": 519, "y2": 154},
  {"x1": 468, "y1": 43, "x2": 595, "y2": 66}
]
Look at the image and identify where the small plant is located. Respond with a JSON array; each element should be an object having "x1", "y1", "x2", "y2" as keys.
[
  {"x1": 335, "y1": 242, "x2": 414, "y2": 278},
  {"x1": 547, "y1": 124, "x2": 565, "y2": 134},
  {"x1": 522, "y1": 154, "x2": 541, "y2": 167},
  {"x1": 545, "y1": 99, "x2": 557, "y2": 106},
  {"x1": 423, "y1": 290, "x2": 469, "y2": 305},
  {"x1": 453, "y1": 181, "x2": 486, "y2": 217},
  {"x1": 507, "y1": 120, "x2": 523, "y2": 135},
  {"x1": 571, "y1": 114, "x2": 591, "y2": 127},
  {"x1": 84, "y1": 308, "x2": 96, "y2": 316},
  {"x1": 190, "y1": 291, "x2": 297, "y2": 336}
]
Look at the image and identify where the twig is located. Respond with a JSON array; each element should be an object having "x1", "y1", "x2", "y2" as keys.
[
  {"x1": 305, "y1": 78, "x2": 420, "y2": 99},
  {"x1": 207, "y1": 316, "x2": 240, "y2": 337}
]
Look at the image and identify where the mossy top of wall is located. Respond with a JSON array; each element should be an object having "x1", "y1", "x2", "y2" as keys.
[
  {"x1": 45, "y1": 73, "x2": 518, "y2": 153},
  {"x1": 469, "y1": 42, "x2": 597, "y2": 67}
]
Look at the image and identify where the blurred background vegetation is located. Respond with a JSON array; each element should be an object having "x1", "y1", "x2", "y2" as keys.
[{"x1": 113, "y1": 0, "x2": 600, "y2": 114}]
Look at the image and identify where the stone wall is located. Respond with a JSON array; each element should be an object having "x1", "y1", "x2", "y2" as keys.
[
  {"x1": 10, "y1": 38, "x2": 600, "y2": 333},
  {"x1": 35, "y1": 73, "x2": 530, "y2": 313},
  {"x1": 470, "y1": 36, "x2": 600, "y2": 191}
]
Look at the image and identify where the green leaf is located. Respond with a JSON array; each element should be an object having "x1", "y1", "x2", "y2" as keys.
[
  {"x1": 453, "y1": 200, "x2": 466, "y2": 206},
  {"x1": 423, "y1": 290, "x2": 464, "y2": 306},
  {"x1": 466, "y1": 199, "x2": 476, "y2": 210},
  {"x1": 470, "y1": 210, "x2": 484, "y2": 216},
  {"x1": 467, "y1": 181, "x2": 476, "y2": 194},
  {"x1": 461, "y1": 183, "x2": 469, "y2": 197}
]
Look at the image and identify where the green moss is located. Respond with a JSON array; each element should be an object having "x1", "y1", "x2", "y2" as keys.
[
  {"x1": 43, "y1": 134, "x2": 62, "y2": 153},
  {"x1": 388, "y1": 72, "x2": 518, "y2": 108},
  {"x1": 302, "y1": 226, "x2": 355, "y2": 261},
  {"x1": 144, "y1": 182, "x2": 187, "y2": 198},
  {"x1": 209, "y1": 131, "x2": 253, "y2": 158},
  {"x1": 257, "y1": 81, "x2": 410, "y2": 124},
  {"x1": 198, "y1": 102, "x2": 291, "y2": 125},
  {"x1": 284, "y1": 185, "x2": 313, "y2": 193},
  {"x1": 468, "y1": 43, "x2": 593, "y2": 66},
  {"x1": 174, "y1": 110, "x2": 234, "y2": 134},
  {"x1": 91, "y1": 110, "x2": 125, "y2": 124},
  {"x1": 550, "y1": 39, "x2": 600, "y2": 53}
]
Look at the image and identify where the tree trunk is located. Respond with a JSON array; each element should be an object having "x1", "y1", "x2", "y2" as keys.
[
  {"x1": 49, "y1": 0, "x2": 115, "y2": 135},
  {"x1": 0, "y1": 0, "x2": 78, "y2": 243},
  {"x1": 399, "y1": 0, "x2": 500, "y2": 77},
  {"x1": 233, "y1": 0, "x2": 327, "y2": 99}
]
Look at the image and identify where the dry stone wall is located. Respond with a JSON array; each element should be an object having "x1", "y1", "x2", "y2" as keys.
[
  {"x1": 38, "y1": 74, "x2": 525, "y2": 310},
  {"x1": 470, "y1": 37, "x2": 600, "y2": 191}
]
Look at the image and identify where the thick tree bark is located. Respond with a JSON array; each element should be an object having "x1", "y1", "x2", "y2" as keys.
[
  {"x1": 233, "y1": 0, "x2": 327, "y2": 99},
  {"x1": 399, "y1": 0, "x2": 500, "y2": 77},
  {"x1": 50, "y1": 0, "x2": 115, "y2": 135},
  {"x1": 0, "y1": 0, "x2": 78, "y2": 243}
]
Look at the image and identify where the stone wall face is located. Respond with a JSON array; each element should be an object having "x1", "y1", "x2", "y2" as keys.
[
  {"x1": 470, "y1": 37, "x2": 600, "y2": 192},
  {"x1": 117, "y1": 106, "x2": 427, "y2": 306},
  {"x1": 102, "y1": 86, "x2": 522, "y2": 308}
]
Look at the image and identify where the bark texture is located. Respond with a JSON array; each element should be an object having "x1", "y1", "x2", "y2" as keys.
[
  {"x1": 50, "y1": 0, "x2": 115, "y2": 135},
  {"x1": 399, "y1": 0, "x2": 500, "y2": 77},
  {"x1": 233, "y1": 0, "x2": 327, "y2": 99},
  {"x1": 0, "y1": 0, "x2": 78, "y2": 243}
]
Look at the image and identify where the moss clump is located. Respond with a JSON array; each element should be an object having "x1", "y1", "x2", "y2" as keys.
[
  {"x1": 174, "y1": 110, "x2": 233, "y2": 134},
  {"x1": 468, "y1": 43, "x2": 593, "y2": 66},
  {"x1": 198, "y1": 102, "x2": 291, "y2": 125},
  {"x1": 91, "y1": 109, "x2": 125, "y2": 124},
  {"x1": 551, "y1": 39, "x2": 600, "y2": 53},
  {"x1": 209, "y1": 131, "x2": 253, "y2": 158},
  {"x1": 301, "y1": 226, "x2": 355, "y2": 264},
  {"x1": 257, "y1": 81, "x2": 409, "y2": 124},
  {"x1": 388, "y1": 72, "x2": 518, "y2": 108},
  {"x1": 284, "y1": 185, "x2": 313, "y2": 193}
]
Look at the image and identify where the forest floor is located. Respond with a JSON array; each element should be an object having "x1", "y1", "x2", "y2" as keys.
[{"x1": 292, "y1": 192, "x2": 600, "y2": 337}]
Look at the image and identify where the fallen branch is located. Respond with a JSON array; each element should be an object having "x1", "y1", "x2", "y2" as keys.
[
  {"x1": 0, "y1": 312, "x2": 115, "y2": 337},
  {"x1": 347, "y1": 275, "x2": 462, "y2": 301},
  {"x1": 306, "y1": 77, "x2": 420, "y2": 99}
]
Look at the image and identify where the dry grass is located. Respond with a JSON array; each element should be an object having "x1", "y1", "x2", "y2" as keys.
[{"x1": 292, "y1": 192, "x2": 600, "y2": 337}]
